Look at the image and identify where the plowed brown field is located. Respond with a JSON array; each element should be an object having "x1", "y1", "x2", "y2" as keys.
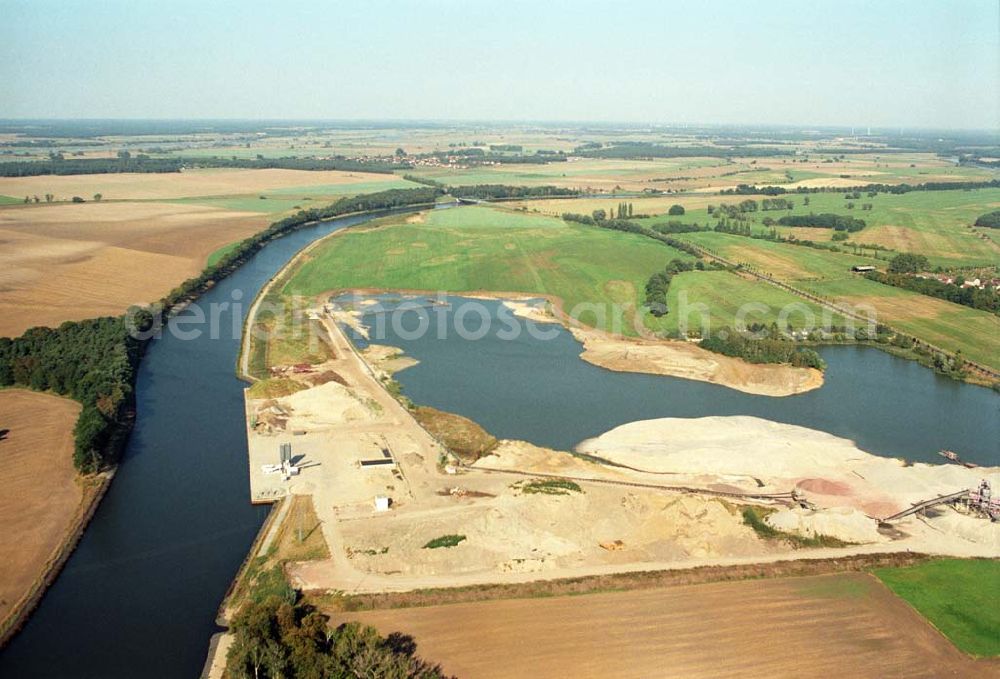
[
  {"x1": 0, "y1": 167, "x2": 403, "y2": 200},
  {"x1": 0, "y1": 390, "x2": 82, "y2": 629},
  {"x1": 336, "y1": 573, "x2": 992, "y2": 678},
  {"x1": 0, "y1": 201, "x2": 266, "y2": 335}
]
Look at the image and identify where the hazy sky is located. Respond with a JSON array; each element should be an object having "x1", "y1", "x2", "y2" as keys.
[{"x1": 1, "y1": 0, "x2": 997, "y2": 129}]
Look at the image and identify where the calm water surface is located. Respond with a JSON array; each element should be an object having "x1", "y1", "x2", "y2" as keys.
[{"x1": 352, "y1": 296, "x2": 998, "y2": 466}]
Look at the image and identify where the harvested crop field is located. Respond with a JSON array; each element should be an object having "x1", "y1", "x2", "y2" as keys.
[
  {"x1": 0, "y1": 168, "x2": 407, "y2": 201},
  {"x1": 507, "y1": 193, "x2": 732, "y2": 217},
  {"x1": 0, "y1": 390, "x2": 82, "y2": 630},
  {"x1": 0, "y1": 201, "x2": 267, "y2": 336},
  {"x1": 803, "y1": 277, "x2": 1000, "y2": 370},
  {"x1": 336, "y1": 573, "x2": 990, "y2": 678}
]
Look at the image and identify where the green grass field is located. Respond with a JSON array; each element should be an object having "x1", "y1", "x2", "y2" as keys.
[
  {"x1": 661, "y1": 270, "x2": 847, "y2": 335},
  {"x1": 797, "y1": 275, "x2": 1000, "y2": 369},
  {"x1": 664, "y1": 188, "x2": 1000, "y2": 269},
  {"x1": 0, "y1": 195, "x2": 23, "y2": 205},
  {"x1": 670, "y1": 230, "x2": 880, "y2": 281},
  {"x1": 281, "y1": 205, "x2": 852, "y2": 337},
  {"x1": 283, "y1": 205, "x2": 701, "y2": 334},
  {"x1": 277, "y1": 202, "x2": 999, "y2": 361},
  {"x1": 206, "y1": 241, "x2": 242, "y2": 267},
  {"x1": 655, "y1": 224, "x2": 1000, "y2": 369},
  {"x1": 874, "y1": 559, "x2": 1000, "y2": 657}
]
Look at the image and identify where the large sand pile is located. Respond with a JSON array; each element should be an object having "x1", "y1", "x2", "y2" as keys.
[
  {"x1": 269, "y1": 381, "x2": 376, "y2": 430},
  {"x1": 925, "y1": 511, "x2": 1000, "y2": 553},
  {"x1": 572, "y1": 329, "x2": 823, "y2": 397},
  {"x1": 576, "y1": 416, "x2": 998, "y2": 521}
]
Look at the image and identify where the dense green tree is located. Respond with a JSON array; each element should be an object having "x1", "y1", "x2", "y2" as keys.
[
  {"x1": 974, "y1": 210, "x2": 1000, "y2": 228},
  {"x1": 225, "y1": 597, "x2": 452, "y2": 679},
  {"x1": 447, "y1": 184, "x2": 577, "y2": 199},
  {"x1": 887, "y1": 253, "x2": 931, "y2": 274},
  {"x1": 644, "y1": 258, "x2": 697, "y2": 316},
  {"x1": 777, "y1": 213, "x2": 866, "y2": 232},
  {"x1": 700, "y1": 326, "x2": 825, "y2": 370}
]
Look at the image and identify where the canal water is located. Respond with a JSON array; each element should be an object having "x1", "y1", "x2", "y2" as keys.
[
  {"x1": 0, "y1": 212, "x2": 392, "y2": 679},
  {"x1": 350, "y1": 296, "x2": 999, "y2": 466}
]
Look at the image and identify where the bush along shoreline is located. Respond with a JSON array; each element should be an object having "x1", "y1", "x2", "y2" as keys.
[{"x1": 699, "y1": 326, "x2": 826, "y2": 371}]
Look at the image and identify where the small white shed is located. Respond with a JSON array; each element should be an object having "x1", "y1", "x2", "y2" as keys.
[{"x1": 374, "y1": 496, "x2": 391, "y2": 512}]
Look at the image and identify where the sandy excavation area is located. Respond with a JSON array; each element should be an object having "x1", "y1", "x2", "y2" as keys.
[
  {"x1": 0, "y1": 167, "x2": 404, "y2": 201},
  {"x1": 337, "y1": 483, "x2": 778, "y2": 581},
  {"x1": 291, "y1": 408, "x2": 997, "y2": 595},
  {"x1": 0, "y1": 390, "x2": 83, "y2": 629},
  {"x1": 572, "y1": 326, "x2": 823, "y2": 396},
  {"x1": 271, "y1": 307, "x2": 994, "y2": 599},
  {"x1": 0, "y1": 201, "x2": 267, "y2": 336},
  {"x1": 578, "y1": 416, "x2": 999, "y2": 550},
  {"x1": 336, "y1": 573, "x2": 987, "y2": 679},
  {"x1": 253, "y1": 307, "x2": 790, "y2": 595}
]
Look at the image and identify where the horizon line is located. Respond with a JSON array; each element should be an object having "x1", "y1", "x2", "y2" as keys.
[{"x1": 0, "y1": 117, "x2": 997, "y2": 135}]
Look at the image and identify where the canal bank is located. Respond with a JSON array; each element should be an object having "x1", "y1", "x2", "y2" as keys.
[{"x1": 0, "y1": 209, "x2": 410, "y2": 679}]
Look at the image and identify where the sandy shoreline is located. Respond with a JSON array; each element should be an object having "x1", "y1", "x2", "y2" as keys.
[{"x1": 571, "y1": 327, "x2": 824, "y2": 397}]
